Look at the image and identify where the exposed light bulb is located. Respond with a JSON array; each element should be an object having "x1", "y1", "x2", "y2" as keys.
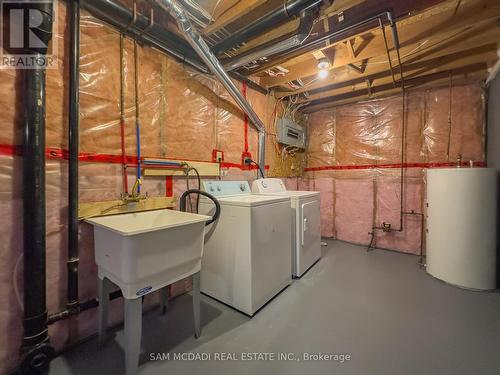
[
  {"x1": 317, "y1": 57, "x2": 330, "y2": 70},
  {"x1": 318, "y1": 69, "x2": 329, "y2": 79}
]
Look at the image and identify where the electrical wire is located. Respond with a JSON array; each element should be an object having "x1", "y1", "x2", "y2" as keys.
[
  {"x1": 183, "y1": 164, "x2": 193, "y2": 213},
  {"x1": 248, "y1": 158, "x2": 265, "y2": 178},
  {"x1": 189, "y1": 166, "x2": 201, "y2": 213}
]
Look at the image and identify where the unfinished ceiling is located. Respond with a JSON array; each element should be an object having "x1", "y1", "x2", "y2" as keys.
[{"x1": 184, "y1": 0, "x2": 500, "y2": 112}]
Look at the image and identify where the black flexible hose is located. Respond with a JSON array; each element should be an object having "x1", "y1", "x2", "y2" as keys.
[
  {"x1": 180, "y1": 189, "x2": 221, "y2": 226},
  {"x1": 250, "y1": 159, "x2": 265, "y2": 179},
  {"x1": 189, "y1": 167, "x2": 201, "y2": 213}
]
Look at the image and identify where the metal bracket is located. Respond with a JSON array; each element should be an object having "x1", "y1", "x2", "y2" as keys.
[
  {"x1": 124, "y1": 2, "x2": 138, "y2": 33},
  {"x1": 366, "y1": 78, "x2": 372, "y2": 96},
  {"x1": 138, "y1": 8, "x2": 154, "y2": 39}
]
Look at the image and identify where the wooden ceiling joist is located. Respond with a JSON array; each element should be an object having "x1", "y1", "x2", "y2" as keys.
[
  {"x1": 274, "y1": 24, "x2": 500, "y2": 99},
  {"x1": 299, "y1": 45, "x2": 496, "y2": 104},
  {"x1": 302, "y1": 68, "x2": 487, "y2": 113},
  {"x1": 261, "y1": 0, "x2": 500, "y2": 88},
  {"x1": 204, "y1": 0, "x2": 268, "y2": 35},
  {"x1": 251, "y1": 0, "x2": 446, "y2": 75}
]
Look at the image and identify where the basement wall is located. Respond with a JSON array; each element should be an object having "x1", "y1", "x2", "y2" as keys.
[
  {"x1": 488, "y1": 73, "x2": 500, "y2": 170},
  {"x1": 0, "y1": 3, "x2": 299, "y2": 372},
  {"x1": 303, "y1": 83, "x2": 485, "y2": 253},
  {"x1": 486, "y1": 72, "x2": 500, "y2": 286}
]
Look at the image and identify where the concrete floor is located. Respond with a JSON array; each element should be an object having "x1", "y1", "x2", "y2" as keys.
[{"x1": 51, "y1": 240, "x2": 500, "y2": 375}]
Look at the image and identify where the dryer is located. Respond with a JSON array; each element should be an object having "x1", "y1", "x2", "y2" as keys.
[
  {"x1": 198, "y1": 181, "x2": 291, "y2": 316},
  {"x1": 252, "y1": 178, "x2": 321, "y2": 277}
]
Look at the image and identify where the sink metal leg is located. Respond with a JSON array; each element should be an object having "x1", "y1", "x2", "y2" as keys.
[
  {"x1": 192, "y1": 272, "x2": 201, "y2": 338},
  {"x1": 98, "y1": 277, "x2": 113, "y2": 346},
  {"x1": 124, "y1": 298, "x2": 142, "y2": 375},
  {"x1": 159, "y1": 287, "x2": 169, "y2": 315}
]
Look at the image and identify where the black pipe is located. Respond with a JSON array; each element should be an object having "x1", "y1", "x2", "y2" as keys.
[
  {"x1": 21, "y1": 57, "x2": 52, "y2": 364},
  {"x1": 82, "y1": 0, "x2": 197, "y2": 59},
  {"x1": 81, "y1": 0, "x2": 208, "y2": 73},
  {"x1": 20, "y1": 1, "x2": 55, "y2": 373},
  {"x1": 80, "y1": 0, "x2": 268, "y2": 94},
  {"x1": 67, "y1": 0, "x2": 80, "y2": 314},
  {"x1": 47, "y1": 290, "x2": 123, "y2": 325},
  {"x1": 212, "y1": 0, "x2": 324, "y2": 55}
]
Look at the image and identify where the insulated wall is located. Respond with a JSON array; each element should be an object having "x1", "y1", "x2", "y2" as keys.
[
  {"x1": 0, "y1": 3, "x2": 279, "y2": 372},
  {"x1": 487, "y1": 72, "x2": 500, "y2": 170},
  {"x1": 486, "y1": 71, "x2": 500, "y2": 285},
  {"x1": 303, "y1": 83, "x2": 485, "y2": 253}
]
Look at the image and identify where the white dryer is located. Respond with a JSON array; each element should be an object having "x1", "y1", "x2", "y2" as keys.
[
  {"x1": 252, "y1": 178, "x2": 321, "y2": 277},
  {"x1": 198, "y1": 181, "x2": 291, "y2": 316}
]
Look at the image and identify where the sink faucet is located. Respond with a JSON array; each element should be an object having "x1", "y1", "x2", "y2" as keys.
[{"x1": 122, "y1": 179, "x2": 147, "y2": 203}]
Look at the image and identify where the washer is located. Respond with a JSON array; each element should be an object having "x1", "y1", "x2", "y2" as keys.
[
  {"x1": 251, "y1": 178, "x2": 321, "y2": 277},
  {"x1": 198, "y1": 180, "x2": 291, "y2": 316}
]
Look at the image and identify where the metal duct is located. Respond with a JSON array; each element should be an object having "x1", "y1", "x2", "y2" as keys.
[
  {"x1": 256, "y1": 11, "x2": 398, "y2": 75},
  {"x1": 223, "y1": 10, "x2": 315, "y2": 71},
  {"x1": 155, "y1": 0, "x2": 267, "y2": 172},
  {"x1": 212, "y1": 0, "x2": 324, "y2": 55}
]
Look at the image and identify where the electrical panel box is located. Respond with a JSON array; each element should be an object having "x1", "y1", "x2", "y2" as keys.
[{"x1": 276, "y1": 117, "x2": 306, "y2": 149}]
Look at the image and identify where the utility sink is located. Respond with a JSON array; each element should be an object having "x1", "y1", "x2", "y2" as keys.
[{"x1": 86, "y1": 209, "x2": 211, "y2": 299}]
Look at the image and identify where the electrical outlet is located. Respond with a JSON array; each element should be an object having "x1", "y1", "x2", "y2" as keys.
[
  {"x1": 241, "y1": 151, "x2": 253, "y2": 169},
  {"x1": 212, "y1": 149, "x2": 224, "y2": 163}
]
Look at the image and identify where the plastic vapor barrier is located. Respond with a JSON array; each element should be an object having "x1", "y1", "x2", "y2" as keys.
[{"x1": 303, "y1": 83, "x2": 485, "y2": 253}]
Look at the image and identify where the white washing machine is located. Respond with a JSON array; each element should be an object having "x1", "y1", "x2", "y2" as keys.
[
  {"x1": 198, "y1": 180, "x2": 292, "y2": 316},
  {"x1": 252, "y1": 178, "x2": 321, "y2": 277}
]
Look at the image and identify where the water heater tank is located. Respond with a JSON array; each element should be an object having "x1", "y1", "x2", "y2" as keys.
[{"x1": 426, "y1": 168, "x2": 498, "y2": 290}]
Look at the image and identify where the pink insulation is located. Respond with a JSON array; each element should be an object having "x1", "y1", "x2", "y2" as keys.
[
  {"x1": 310, "y1": 178, "x2": 336, "y2": 238},
  {"x1": 305, "y1": 83, "x2": 485, "y2": 254},
  {"x1": 334, "y1": 178, "x2": 374, "y2": 245}
]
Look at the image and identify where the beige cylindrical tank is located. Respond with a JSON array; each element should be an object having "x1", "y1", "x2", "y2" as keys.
[{"x1": 426, "y1": 168, "x2": 498, "y2": 290}]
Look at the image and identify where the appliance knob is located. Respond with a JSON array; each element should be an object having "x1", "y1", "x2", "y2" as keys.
[
  {"x1": 239, "y1": 183, "x2": 246, "y2": 191},
  {"x1": 262, "y1": 181, "x2": 268, "y2": 188},
  {"x1": 217, "y1": 186, "x2": 221, "y2": 191}
]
